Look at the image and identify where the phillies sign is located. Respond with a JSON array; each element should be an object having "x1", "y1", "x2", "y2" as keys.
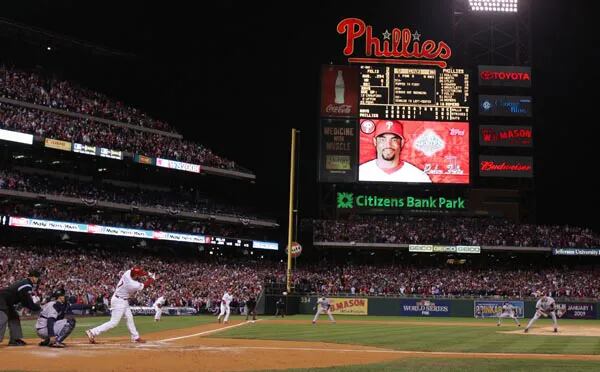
[
  {"x1": 478, "y1": 65, "x2": 532, "y2": 88},
  {"x1": 337, "y1": 18, "x2": 452, "y2": 68}
]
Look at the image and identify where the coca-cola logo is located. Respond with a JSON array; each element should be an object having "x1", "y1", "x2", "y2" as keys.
[
  {"x1": 326, "y1": 104, "x2": 352, "y2": 114},
  {"x1": 337, "y1": 18, "x2": 451, "y2": 68},
  {"x1": 480, "y1": 161, "x2": 532, "y2": 172},
  {"x1": 480, "y1": 71, "x2": 531, "y2": 81}
]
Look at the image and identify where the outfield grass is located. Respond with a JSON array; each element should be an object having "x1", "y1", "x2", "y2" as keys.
[
  {"x1": 256, "y1": 358, "x2": 600, "y2": 372},
  {"x1": 216, "y1": 315, "x2": 600, "y2": 355},
  {"x1": 16, "y1": 314, "x2": 229, "y2": 340}
]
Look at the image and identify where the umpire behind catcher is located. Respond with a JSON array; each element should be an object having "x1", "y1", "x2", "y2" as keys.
[{"x1": 0, "y1": 270, "x2": 42, "y2": 346}]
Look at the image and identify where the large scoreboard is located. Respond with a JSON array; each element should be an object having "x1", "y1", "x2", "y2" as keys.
[
  {"x1": 319, "y1": 64, "x2": 470, "y2": 184},
  {"x1": 359, "y1": 66, "x2": 470, "y2": 121}
]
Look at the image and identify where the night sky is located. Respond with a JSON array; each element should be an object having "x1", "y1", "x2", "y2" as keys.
[{"x1": 2, "y1": 0, "x2": 599, "y2": 231}]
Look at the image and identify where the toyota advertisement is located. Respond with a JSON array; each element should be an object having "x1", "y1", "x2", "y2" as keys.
[{"x1": 478, "y1": 65, "x2": 532, "y2": 88}]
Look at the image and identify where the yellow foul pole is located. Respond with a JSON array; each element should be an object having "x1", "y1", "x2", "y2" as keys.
[{"x1": 286, "y1": 128, "x2": 297, "y2": 294}]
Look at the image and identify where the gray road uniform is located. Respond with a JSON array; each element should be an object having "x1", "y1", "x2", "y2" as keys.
[{"x1": 35, "y1": 301, "x2": 76, "y2": 343}]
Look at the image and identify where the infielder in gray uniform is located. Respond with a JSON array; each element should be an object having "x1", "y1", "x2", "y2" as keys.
[{"x1": 36, "y1": 289, "x2": 76, "y2": 348}]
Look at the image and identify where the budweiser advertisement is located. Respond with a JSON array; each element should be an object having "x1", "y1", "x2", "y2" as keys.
[
  {"x1": 479, "y1": 95, "x2": 532, "y2": 117},
  {"x1": 478, "y1": 65, "x2": 532, "y2": 88},
  {"x1": 337, "y1": 18, "x2": 452, "y2": 68},
  {"x1": 359, "y1": 119, "x2": 469, "y2": 184},
  {"x1": 479, "y1": 155, "x2": 533, "y2": 178},
  {"x1": 320, "y1": 65, "x2": 359, "y2": 118},
  {"x1": 479, "y1": 125, "x2": 533, "y2": 147}
]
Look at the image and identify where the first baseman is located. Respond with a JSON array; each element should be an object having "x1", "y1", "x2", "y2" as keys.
[{"x1": 312, "y1": 297, "x2": 336, "y2": 324}]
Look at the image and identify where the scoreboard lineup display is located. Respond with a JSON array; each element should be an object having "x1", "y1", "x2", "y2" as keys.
[
  {"x1": 319, "y1": 63, "x2": 471, "y2": 184},
  {"x1": 359, "y1": 65, "x2": 470, "y2": 121}
]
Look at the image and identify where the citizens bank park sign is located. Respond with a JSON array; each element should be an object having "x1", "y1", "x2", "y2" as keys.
[
  {"x1": 337, "y1": 18, "x2": 452, "y2": 67},
  {"x1": 337, "y1": 192, "x2": 466, "y2": 211}
]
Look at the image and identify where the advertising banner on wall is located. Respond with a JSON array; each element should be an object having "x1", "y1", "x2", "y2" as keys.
[
  {"x1": 479, "y1": 155, "x2": 533, "y2": 178},
  {"x1": 556, "y1": 303, "x2": 597, "y2": 319},
  {"x1": 156, "y1": 158, "x2": 200, "y2": 173},
  {"x1": 400, "y1": 299, "x2": 451, "y2": 316},
  {"x1": 474, "y1": 300, "x2": 524, "y2": 318},
  {"x1": 479, "y1": 125, "x2": 533, "y2": 147},
  {"x1": 552, "y1": 248, "x2": 600, "y2": 256},
  {"x1": 479, "y1": 95, "x2": 532, "y2": 117},
  {"x1": 44, "y1": 138, "x2": 72, "y2": 151},
  {"x1": 318, "y1": 118, "x2": 357, "y2": 182},
  {"x1": 0, "y1": 129, "x2": 33, "y2": 145},
  {"x1": 478, "y1": 65, "x2": 532, "y2": 88},
  {"x1": 329, "y1": 298, "x2": 368, "y2": 315},
  {"x1": 321, "y1": 65, "x2": 359, "y2": 118}
]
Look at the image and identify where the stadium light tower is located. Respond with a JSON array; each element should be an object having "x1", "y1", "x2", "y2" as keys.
[
  {"x1": 469, "y1": 0, "x2": 518, "y2": 13},
  {"x1": 453, "y1": 0, "x2": 530, "y2": 66}
]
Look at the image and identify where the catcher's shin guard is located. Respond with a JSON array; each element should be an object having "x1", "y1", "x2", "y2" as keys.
[{"x1": 56, "y1": 319, "x2": 76, "y2": 343}]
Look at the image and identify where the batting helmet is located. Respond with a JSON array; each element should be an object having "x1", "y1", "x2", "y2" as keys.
[
  {"x1": 131, "y1": 266, "x2": 146, "y2": 278},
  {"x1": 53, "y1": 289, "x2": 66, "y2": 299}
]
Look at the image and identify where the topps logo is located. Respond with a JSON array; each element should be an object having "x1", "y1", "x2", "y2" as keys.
[{"x1": 449, "y1": 128, "x2": 465, "y2": 136}]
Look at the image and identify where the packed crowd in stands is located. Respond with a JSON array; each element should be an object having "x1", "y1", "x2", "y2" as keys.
[
  {"x1": 0, "y1": 245, "x2": 270, "y2": 313},
  {"x1": 0, "y1": 169, "x2": 268, "y2": 220},
  {"x1": 0, "y1": 201, "x2": 273, "y2": 241},
  {"x1": 1, "y1": 245, "x2": 599, "y2": 309},
  {"x1": 290, "y1": 265, "x2": 600, "y2": 299},
  {"x1": 0, "y1": 103, "x2": 241, "y2": 171},
  {"x1": 313, "y1": 216, "x2": 600, "y2": 248},
  {"x1": 0, "y1": 65, "x2": 174, "y2": 132}
]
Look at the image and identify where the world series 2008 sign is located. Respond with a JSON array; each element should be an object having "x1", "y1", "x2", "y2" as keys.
[{"x1": 400, "y1": 299, "x2": 450, "y2": 316}]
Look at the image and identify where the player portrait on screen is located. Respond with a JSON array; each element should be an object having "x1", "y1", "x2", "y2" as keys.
[
  {"x1": 359, "y1": 120, "x2": 431, "y2": 183},
  {"x1": 358, "y1": 119, "x2": 470, "y2": 184}
]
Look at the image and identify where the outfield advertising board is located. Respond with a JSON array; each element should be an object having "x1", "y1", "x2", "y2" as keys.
[
  {"x1": 329, "y1": 298, "x2": 368, "y2": 315},
  {"x1": 474, "y1": 300, "x2": 524, "y2": 318},
  {"x1": 556, "y1": 303, "x2": 597, "y2": 319},
  {"x1": 400, "y1": 299, "x2": 450, "y2": 316}
]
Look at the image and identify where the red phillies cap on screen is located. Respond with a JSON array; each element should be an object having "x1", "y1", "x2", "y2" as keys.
[{"x1": 374, "y1": 120, "x2": 404, "y2": 140}]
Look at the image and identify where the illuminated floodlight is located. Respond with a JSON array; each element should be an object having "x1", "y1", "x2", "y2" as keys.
[{"x1": 469, "y1": 0, "x2": 518, "y2": 13}]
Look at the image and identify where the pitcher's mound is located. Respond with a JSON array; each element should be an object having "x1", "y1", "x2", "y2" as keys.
[{"x1": 500, "y1": 325, "x2": 600, "y2": 337}]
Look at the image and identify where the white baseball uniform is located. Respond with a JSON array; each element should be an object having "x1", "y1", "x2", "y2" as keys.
[
  {"x1": 312, "y1": 297, "x2": 336, "y2": 324},
  {"x1": 217, "y1": 292, "x2": 233, "y2": 323},
  {"x1": 525, "y1": 296, "x2": 558, "y2": 331},
  {"x1": 153, "y1": 296, "x2": 166, "y2": 321},
  {"x1": 89, "y1": 270, "x2": 145, "y2": 341},
  {"x1": 497, "y1": 303, "x2": 520, "y2": 326},
  {"x1": 359, "y1": 160, "x2": 432, "y2": 183}
]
